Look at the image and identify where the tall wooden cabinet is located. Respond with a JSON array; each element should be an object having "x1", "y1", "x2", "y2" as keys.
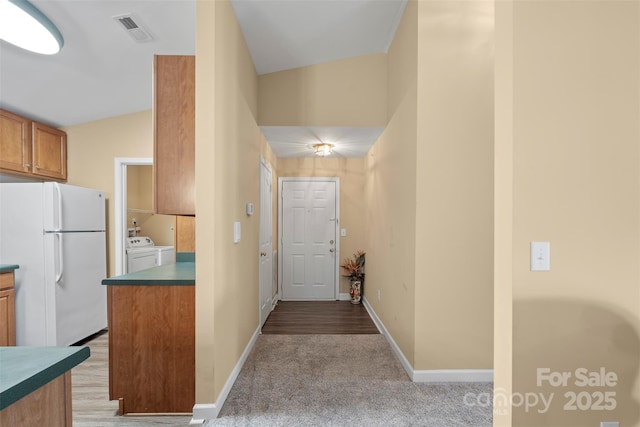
[
  {"x1": 0, "y1": 109, "x2": 67, "y2": 181},
  {"x1": 153, "y1": 55, "x2": 195, "y2": 216}
]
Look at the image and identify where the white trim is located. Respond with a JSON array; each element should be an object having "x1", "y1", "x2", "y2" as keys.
[
  {"x1": 338, "y1": 293, "x2": 350, "y2": 301},
  {"x1": 190, "y1": 326, "x2": 260, "y2": 424},
  {"x1": 113, "y1": 157, "x2": 152, "y2": 276},
  {"x1": 278, "y1": 177, "x2": 340, "y2": 300},
  {"x1": 362, "y1": 296, "x2": 413, "y2": 378},
  {"x1": 413, "y1": 369, "x2": 494, "y2": 382},
  {"x1": 362, "y1": 297, "x2": 493, "y2": 383},
  {"x1": 259, "y1": 156, "x2": 274, "y2": 329}
]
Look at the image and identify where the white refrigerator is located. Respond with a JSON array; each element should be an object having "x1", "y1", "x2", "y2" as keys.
[{"x1": 0, "y1": 182, "x2": 107, "y2": 346}]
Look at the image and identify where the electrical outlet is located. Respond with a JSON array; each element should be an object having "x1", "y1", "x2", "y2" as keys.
[
  {"x1": 377, "y1": 290, "x2": 381, "y2": 301},
  {"x1": 600, "y1": 422, "x2": 619, "y2": 427}
]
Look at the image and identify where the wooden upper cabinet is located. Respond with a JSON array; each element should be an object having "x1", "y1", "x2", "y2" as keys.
[
  {"x1": 154, "y1": 55, "x2": 195, "y2": 216},
  {"x1": 0, "y1": 109, "x2": 67, "y2": 181},
  {"x1": 0, "y1": 109, "x2": 32, "y2": 174},
  {"x1": 32, "y1": 122, "x2": 67, "y2": 181}
]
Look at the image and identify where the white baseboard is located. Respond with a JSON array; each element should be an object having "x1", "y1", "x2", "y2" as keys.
[
  {"x1": 338, "y1": 293, "x2": 350, "y2": 301},
  {"x1": 413, "y1": 369, "x2": 493, "y2": 382},
  {"x1": 362, "y1": 296, "x2": 414, "y2": 379},
  {"x1": 190, "y1": 325, "x2": 261, "y2": 424},
  {"x1": 362, "y1": 297, "x2": 493, "y2": 383}
]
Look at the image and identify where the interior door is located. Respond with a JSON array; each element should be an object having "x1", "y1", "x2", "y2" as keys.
[
  {"x1": 281, "y1": 179, "x2": 337, "y2": 300},
  {"x1": 259, "y1": 159, "x2": 273, "y2": 327}
]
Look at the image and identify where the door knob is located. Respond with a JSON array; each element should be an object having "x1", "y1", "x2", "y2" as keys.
[
  {"x1": 260, "y1": 252, "x2": 267, "y2": 256},
  {"x1": 329, "y1": 248, "x2": 335, "y2": 253},
  {"x1": 330, "y1": 240, "x2": 334, "y2": 244}
]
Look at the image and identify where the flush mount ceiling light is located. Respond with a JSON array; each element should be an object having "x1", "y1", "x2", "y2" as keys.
[
  {"x1": 313, "y1": 143, "x2": 333, "y2": 157},
  {"x1": 0, "y1": 0, "x2": 64, "y2": 54}
]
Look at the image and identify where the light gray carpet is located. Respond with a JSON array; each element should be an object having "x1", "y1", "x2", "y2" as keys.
[{"x1": 205, "y1": 335, "x2": 492, "y2": 426}]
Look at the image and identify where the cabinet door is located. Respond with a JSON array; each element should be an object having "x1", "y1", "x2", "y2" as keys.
[
  {"x1": 32, "y1": 122, "x2": 67, "y2": 181},
  {"x1": 0, "y1": 272, "x2": 16, "y2": 346},
  {"x1": 154, "y1": 55, "x2": 195, "y2": 215},
  {"x1": 0, "y1": 288, "x2": 16, "y2": 346},
  {"x1": 0, "y1": 109, "x2": 32, "y2": 174},
  {"x1": 174, "y1": 215, "x2": 196, "y2": 252}
]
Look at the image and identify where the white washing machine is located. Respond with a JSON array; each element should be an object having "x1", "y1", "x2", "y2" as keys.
[{"x1": 126, "y1": 236, "x2": 175, "y2": 273}]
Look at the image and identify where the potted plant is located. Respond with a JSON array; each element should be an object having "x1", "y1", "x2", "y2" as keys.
[{"x1": 341, "y1": 250, "x2": 365, "y2": 304}]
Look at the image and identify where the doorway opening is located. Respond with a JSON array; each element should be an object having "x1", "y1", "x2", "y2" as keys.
[{"x1": 114, "y1": 157, "x2": 175, "y2": 275}]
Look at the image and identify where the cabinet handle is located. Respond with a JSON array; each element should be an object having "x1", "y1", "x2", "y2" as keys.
[
  {"x1": 24, "y1": 163, "x2": 31, "y2": 168},
  {"x1": 35, "y1": 165, "x2": 41, "y2": 169}
]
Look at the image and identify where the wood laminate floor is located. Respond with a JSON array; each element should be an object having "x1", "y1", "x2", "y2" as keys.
[{"x1": 261, "y1": 301, "x2": 379, "y2": 334}]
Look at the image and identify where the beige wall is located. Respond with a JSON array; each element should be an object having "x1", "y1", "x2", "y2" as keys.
[
  {"x1": 258, "y1": 54, "x2": 387, "y2": 126},
  {"x1": 413, "y1": 0, "x2": 493, "y2": 370},
  {"x1": 364, "y1": 0, "x2": 493, "y2": 371},
  {"x1": 496, "y1": 1, "x2": 640, "y2": 425},
  {"x1": 277, "y1": 158, "x2": 366, "y2": 295},
  {"x1": 364, "y1": 0, "x2": 418, "y2": 366},
  {"x1": 63, "y1": 110, "x2": 153, "y2": 276},
  {"x1": 195, "y1": 0, "x2": 277, "y2": 405}
]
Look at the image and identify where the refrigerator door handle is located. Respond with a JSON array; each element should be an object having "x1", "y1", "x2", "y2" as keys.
[
  {"x1": 54, "y1": 182, "x2": 63, "y2": 231},
  {"x1": 55, "y1": 233, "x2": 64, "y2": 284}
]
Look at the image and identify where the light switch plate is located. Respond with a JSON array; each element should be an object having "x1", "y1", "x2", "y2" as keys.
[
  {"x1": 600, "y1": 422, "x2": 619, "y2": 427},
  {"x1": 341, "y1": 228, "x2": 347, "y2": 237},
  {"x1": 234, "y1": 221, "x2": 241, "y2": 243},
  {"x1": 531, "y1": 241, "x2": 550, "y2": 271}
]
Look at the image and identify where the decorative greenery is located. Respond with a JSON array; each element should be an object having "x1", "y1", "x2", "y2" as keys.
[{"x1": 341, "y1": 250, "x2": 365, "y2": 282}]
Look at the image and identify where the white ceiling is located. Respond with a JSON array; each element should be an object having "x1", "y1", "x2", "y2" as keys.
[{"x1": 0, "y1": 0, "x2": 406, "y2": 157}]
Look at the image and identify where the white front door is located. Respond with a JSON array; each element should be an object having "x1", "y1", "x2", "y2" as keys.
[
  {"x1": 259, "y1": 158, "x2": 273, "y2": 327},
  {"x1": 281, "y1": 179, "x2": 338, "y2": 300}
]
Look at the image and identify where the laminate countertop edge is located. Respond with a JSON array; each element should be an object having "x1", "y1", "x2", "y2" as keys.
[
  {"x1": 101, "y1": 262, "x2": 195, "y2": 286},
  {"x1": 0, "y1": 265, "x2": 19, "y2": 273},
  {"x1": 0, "y1": 346, "x2": 90, "y2": 410}
]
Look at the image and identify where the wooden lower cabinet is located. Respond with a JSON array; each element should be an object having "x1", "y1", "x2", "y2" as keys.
[
  {"x1": 0, "y1": 272, "x2": 16, "y2": 346},
  {"x1": 108, "y1": 285, "x2": 195, "y2": 414},
  {"x1": 0, "y1": 372, "x2": 72, "y2": 427}
]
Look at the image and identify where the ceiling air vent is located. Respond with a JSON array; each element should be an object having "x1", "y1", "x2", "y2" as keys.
[{"x1": 113, "y1": 14, "x2": 154, "y2": 43}]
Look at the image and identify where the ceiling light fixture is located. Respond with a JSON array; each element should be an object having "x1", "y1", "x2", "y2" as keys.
[
  {"x1": 313, "y1": 143, "x2": 333, "y2": 157},
  {"x1": 0, "y1": 0, "x2": 64, "y2": 55}
]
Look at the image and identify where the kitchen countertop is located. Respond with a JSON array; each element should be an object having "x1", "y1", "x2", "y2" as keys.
[
  {"x1": 102, "y1": 261, "x2": 195, "y2": 286},
  {"x1": 0, "y1": 264, "x2": 19, "y2": 273},
  {"x1": 0, "y1": 346, "x2": 90, "y2": 410}
]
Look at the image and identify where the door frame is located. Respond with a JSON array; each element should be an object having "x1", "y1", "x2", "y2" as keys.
[
  {"x1": 114, "y1": 157, "x2": 152, "y2": 276},
  {"x1": 278, "y1": 176, "x2": 340, "y2": 300},
  {"x1": 258, "y1": 156, "x2": 274, "y2": 328}
]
